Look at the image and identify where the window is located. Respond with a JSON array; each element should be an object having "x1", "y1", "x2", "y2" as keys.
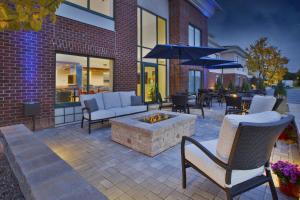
[
  {"x1": 55, "y1": 53, "x2": 113, "y2": 104},
  {"x1": 66, "y1": 0, "x2": 114, "y2": 18},
  {"x1": 188, "y1": 25, "x2": 201, "y2": 47},
  {"x1": 137, "y1": 8, "x2": 167, "y2": 100},
  {"x1": 188, "y1": 70, "x2": 202, "y2": 94}
]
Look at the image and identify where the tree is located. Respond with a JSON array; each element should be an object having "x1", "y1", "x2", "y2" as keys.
[
  {"x1": 0, "y1": 0, "x2": 63, "y2": 31},
  {"x1": 245, "y1": 37, "x2": 289, "y2": 85}
]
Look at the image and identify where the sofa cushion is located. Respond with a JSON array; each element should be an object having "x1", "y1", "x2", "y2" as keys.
[
  {"x1": 84, "y1": 98, "x2": 99, "y2": 112},
  {"x1": 119, "y1": 91, "x2": 135, "y2": 107},
  {"x1": 102, "y1": 92, "x2": 122, "y2": 109},
  {"x1": 185, "y1": 139, "x2": 265, "y2": 188},
  {"x1": 216, "y1": 111, "x2": 281, "y2": 163},
  {"x1": 131, "y1": 96, "x2": 143, "y2": 106},
  {"x1": 249, "y1": 95, "x2": 277, "y2": 114},
  {"x1": 94, "y1": 93, "x2": 105, "y2": 110},
  {"x1": 84, "y1": 110, "x2": 115, "y2": 120},
  {"x1": 80, "y1": 94, "x2": 95, "y2": 108},
  {"x1": 109, "y1": 105, "x2": 147, "y2": 116}
]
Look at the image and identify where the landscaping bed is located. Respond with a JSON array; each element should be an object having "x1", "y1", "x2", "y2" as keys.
[{"x1": 0, "y1": 144, "x2": 24, "y2": 200}]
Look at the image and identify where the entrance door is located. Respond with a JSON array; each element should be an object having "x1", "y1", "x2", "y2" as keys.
[{"x1": 142, "y1": 63, "x2": 158, "y2": 102}]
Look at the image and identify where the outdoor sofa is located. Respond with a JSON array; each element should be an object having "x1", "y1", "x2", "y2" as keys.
[
  {"x1": 181, "y1": 111, "x2": 293, "y2": 200},
  {"x1": 80, "y1": 91, "x2": 148, "y2": 133}
]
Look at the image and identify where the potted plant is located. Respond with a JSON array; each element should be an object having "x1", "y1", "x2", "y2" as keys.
[
  {"x1": 274, "y1": 81, "x2": 287, "y2": 98},
  {"x1": 271, "y1": 161, "x2": 300, "y2": 198},
  {"x1": 241, "y1": 81, "x2": 251, "y2": 92},
  {"x1": 227, "y1": 81, "x2": 236, "y2": 93}
]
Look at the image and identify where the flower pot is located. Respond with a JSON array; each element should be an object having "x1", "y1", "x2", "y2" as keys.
[{"x1": 279, "y1": 181, "x2": 300, "y2": 198}]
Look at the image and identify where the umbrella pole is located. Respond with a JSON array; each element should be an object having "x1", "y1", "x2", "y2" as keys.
[{"x1": 221, "y1": 67, "x2": 224, "y2": 85}]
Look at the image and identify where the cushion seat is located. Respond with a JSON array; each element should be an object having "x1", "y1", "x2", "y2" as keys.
[
  {"x1": 84, "y1": 110, "x2": 115, "y2": 120},
  {"x1": 108, "y1": 105, "x2": 147, "y2": 116},
  {"x1": 185, "y1": 139, "x2": 265, "y2": 188}
]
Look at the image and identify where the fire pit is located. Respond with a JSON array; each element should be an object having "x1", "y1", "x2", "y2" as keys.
[
  {"x1": 110, "y1": 110, "x2": 196, "y2": 156},
  {"x1": 139, "y1": 113, "x2": 175, "y2": 124}
]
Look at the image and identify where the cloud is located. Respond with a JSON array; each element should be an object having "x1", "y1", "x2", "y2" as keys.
[{"x1": 209, "y1": 0, "x2": 300, "y2": 72}]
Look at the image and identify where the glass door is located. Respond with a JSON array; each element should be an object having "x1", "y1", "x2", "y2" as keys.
[{"x1": 142, "y1": 63, "x2": 158, "y2": 102}]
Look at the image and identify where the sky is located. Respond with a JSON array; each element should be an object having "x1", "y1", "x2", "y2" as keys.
[{"x1": 208, "y1": 0, "x2": 300, "y2": 72}]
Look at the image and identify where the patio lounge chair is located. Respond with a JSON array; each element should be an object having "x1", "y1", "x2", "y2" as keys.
[{"x1": 181, "y1": 111, "x2": 293, "y2": 200}]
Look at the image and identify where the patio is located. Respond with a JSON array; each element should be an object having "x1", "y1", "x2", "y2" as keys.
[{"x1": 35, "y1": 104, "x2": 298, "y2": 200}]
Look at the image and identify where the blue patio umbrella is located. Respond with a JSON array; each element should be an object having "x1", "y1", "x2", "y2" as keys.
[
  {"x1": 181, "y1": 57, "x2": 234, "y2": 66},
  {"x1": 208, "y1": 63, "x2": 243, "y2": 84},
  {"x1": 144, "y1": 44, "x2": 226, "y2": 59},
  {"x1": 144, "y1": 44, "x2": 227, "y2": 93}
]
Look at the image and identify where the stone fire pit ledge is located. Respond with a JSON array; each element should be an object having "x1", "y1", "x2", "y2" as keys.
[{"x1": 110, "y1": 110, "x2": 197, "y2": 157}]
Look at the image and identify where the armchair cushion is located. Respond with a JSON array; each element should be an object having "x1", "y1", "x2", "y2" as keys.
[
  {"x1": 120, "y1": 91, "x2": 136, "y2": 107},
  {"x1": 248, "y1": 95, "x2": 276, "y2": 114},
  {"x1": 216, "y1": 111, "x2": 281, "y2": 163},
  {"x1": 185, "y1": 139, "x2": 265, "y2": 188},
  {"x1": 103, "y1": 92, "x2": 122, "y2": 109},
  {"x1": 131, "y1": 96, "x2": 143, "y2": 106},
  {"x1": 84, "y1": 98, "x2": 99, "y2": 112}
]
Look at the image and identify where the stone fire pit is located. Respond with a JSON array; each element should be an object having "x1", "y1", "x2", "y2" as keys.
[{"x1": 110, "y1": 110, "x2": 197, "y2": 157}]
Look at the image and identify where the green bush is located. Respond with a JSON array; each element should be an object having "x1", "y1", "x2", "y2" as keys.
[{"x1": 215, "y1": 76, "x2": 223, "y2": 90}]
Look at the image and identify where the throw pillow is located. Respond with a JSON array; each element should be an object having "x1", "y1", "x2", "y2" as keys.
[
  {"x1": 84, "y1": 98, "x2": 99, "y2": 112},
  {"x1": 131, "y1": 96, "x2": 143, "y2": 106}
]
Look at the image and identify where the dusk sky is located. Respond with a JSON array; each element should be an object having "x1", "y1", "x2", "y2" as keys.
[{"x1": 209, "y1": 0, "x2": 300, "y2": 72}]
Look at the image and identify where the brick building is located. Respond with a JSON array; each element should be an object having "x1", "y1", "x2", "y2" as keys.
[{"x1": 0, "y1": 0, "x2": 220, "y2": 129}]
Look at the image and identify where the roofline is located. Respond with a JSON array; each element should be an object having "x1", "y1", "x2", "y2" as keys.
[
  {"x1": 188, "y1": 0, "x2": 222, "y2": 18},
  {"x1": 223, "y1": 45, "x2": 247, "y2": 56}
]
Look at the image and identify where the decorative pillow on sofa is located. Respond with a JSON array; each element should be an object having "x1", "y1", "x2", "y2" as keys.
[
  {"x1": 102, "y1": 92, "x2": 122, "y2": 109},
  {"x1": 131, "y1": 96, "x2": 143, "y2": 106},
  {"x1": 216, "y1": 111, "x2": 281, "y2": 163},
  {"x1": 84, "y1": 98, "x2": 99, "y2": 112},
  {"x1": 120, "y1": 91, "x2": 135, "y2": 107},
  {"x1": 248, "y1": 95, "x2": 276, "y2": 114}
]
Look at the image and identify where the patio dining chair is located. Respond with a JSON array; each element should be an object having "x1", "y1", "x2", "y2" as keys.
[
  {"x1": 172, "y1": 95, "x2": 190, "y2": 114},
  {"x1": 225, "y1": 95, "x2": 242, "y2": 114},
  {"x1": 157, "y1": 92, "x2": 173, "y2": 110},
  {"x1": 181, "y1": 113, "x2": 294, "y2": 200}
]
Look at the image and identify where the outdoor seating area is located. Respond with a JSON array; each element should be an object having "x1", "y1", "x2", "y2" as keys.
[{"x1": 31, "y1": 102, "x2": 299, "y2": 200}]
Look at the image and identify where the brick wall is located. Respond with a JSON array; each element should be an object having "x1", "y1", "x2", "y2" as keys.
[
  {"x1": 169, "y1": 0, "x2": 208, "y2": 94},
  {"x1": 0, "y1": 0, "x2": 137, "y2": 130}
]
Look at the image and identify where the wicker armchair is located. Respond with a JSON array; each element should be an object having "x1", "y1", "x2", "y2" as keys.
[{"x1": 181, "y1": 114, "x2": 293, "y2": 200}]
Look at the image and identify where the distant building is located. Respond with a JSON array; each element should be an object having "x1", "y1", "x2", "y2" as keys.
[{"x1": 208, "y1": 35, "x2": 252, "y2": 89}]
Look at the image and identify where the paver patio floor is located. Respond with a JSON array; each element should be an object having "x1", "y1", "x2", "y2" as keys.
[{"x1": 36, "y1": 104, "x2": 298, "y2": 200}]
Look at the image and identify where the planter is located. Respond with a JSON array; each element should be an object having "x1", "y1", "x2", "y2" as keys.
[{"x1": 279, "y1": 180, "x2": 300, "y2": 198}]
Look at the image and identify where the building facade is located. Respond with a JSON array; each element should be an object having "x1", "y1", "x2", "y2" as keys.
[
  {"x1": 208, "y1": 36, "x2": 251, "y2": 89},
  {"x1": 0, "y1": 0, "x2": 219, "y2": 129}
]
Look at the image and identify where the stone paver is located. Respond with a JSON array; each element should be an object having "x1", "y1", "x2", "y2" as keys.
[{"x1": 36, "y1": 104, "x2": 298, "y2": 200}]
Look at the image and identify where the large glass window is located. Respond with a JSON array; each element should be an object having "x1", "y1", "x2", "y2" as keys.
[
  {"x1": 137, "y1": 8, "x2": 167, "y2": 100},
  {"x1": 188, "y1": 25, "x2": 201, "y2": 47},
  {"x1": 188, "y1": 70, "x2": 202, "y2": 94},
  {"x1": 66, "y1": 0, "x2": 114, "y2": 18},
  {"x1": 55, "y1": 53, "x2": 113, "y2": 104}
]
